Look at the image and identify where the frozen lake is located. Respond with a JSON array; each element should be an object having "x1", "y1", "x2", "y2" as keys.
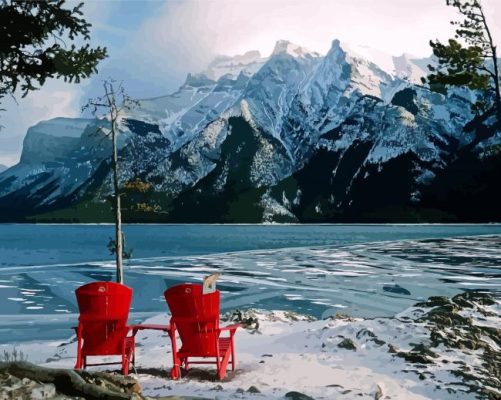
[{"x1": 0, "y1": 224, "x2": 500, "y2": 343}]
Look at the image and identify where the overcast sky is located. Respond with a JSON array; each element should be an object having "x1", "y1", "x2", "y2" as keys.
[{"x1": 1, "y1": 0, "x2": 500, "y2": 166}]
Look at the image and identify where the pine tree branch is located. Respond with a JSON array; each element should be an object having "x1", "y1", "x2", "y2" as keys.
[{"x1": 478, "y1": 65, "x2": 496, "y2": 79}]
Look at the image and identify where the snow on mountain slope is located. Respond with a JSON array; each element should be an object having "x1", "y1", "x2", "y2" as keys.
[
  {"x1": 204, "y1": 50, "x2": 267, "y2": 80},
  {"x1": 242, "y1": 40, "x2": 322, "y2": 157},
  {"x1": 392, "y1": 53, "x2": 430, "y2": 82},
  {"x1": 0, "y1": 38, "x2": 498, "y2": 222},
  {"x1": 0, "y1": 118, "x2": 112, "y2": 207},
  {"x1": 271, "y1": 39, "x2": 320, "y2": 59},
  {"x1": 341, "y1": 42, "x2": 430, "y2": 83},
  {"x1": 20, "y1": 117, "x2": 94, "y2": 164}
]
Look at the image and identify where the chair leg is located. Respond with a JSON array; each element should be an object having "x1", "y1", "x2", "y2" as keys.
[
  {"x1": 74, "y1": 329, "x2": 83, "y2": 370},
  {"x1": 75, "y1": 354, "x2": 83, "y2": 369},
  {"x1": 131, "y1": 341, "x2": 135, "y2": 365},
  {"x1": 171, "y1": 353, "x2": 181, "y2": 380},
  {"x1": 171, "y1": 362, "x2": 180, "y2": 380},
  {"x1": 122, "y1": 356, "x2": 129, "y2": 375},
  {"x1": 218, "y1": 348, "x2": 232, "y2": 380},
  {"x1": 169, "y1": 326, "x2": 180, "y2": 380},
  {"x1": 231, "y1": 341, "x2": 236, "y2": 372}
]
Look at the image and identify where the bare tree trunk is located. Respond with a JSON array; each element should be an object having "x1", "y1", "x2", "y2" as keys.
[
  {"x1": 479, "y1": 3, "x2": 501, "y2": 110},
  {"x1": 492, "y1": 46, "x2": 501, "y2": 111},
  {"x1": 88, "y1": 80, "x2": 135, "y2": 285},
  {"x1": 111, "y1": 117, "x2": 123, "y2": 284}
]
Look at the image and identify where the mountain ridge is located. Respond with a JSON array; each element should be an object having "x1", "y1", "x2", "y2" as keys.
[{"x1": 0, "y1": 39, "x2": 500, "y2": 223}]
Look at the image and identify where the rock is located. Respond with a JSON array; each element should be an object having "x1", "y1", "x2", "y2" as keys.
[
  {"x1": 151, "y1": 397, "x2": 212, "y2": 400},
  {"x1": 382, "y1": 284, "x2": 411, "y2": 295},
  {"x1": 337, "y1": 338, "x2": 357, "y2": 351},
  {"x1": 452, "y1": 291, "x2": 496, "y2": 307},
  {"x1": 387, "y1": 344, "x2": 399, "y2": 353},
  {"x1": 411, "y1": 344, "x2": 439, "y2": 359},
  {"x1": 31, "y1": 383, "x2": 56, "y2": 399},
  {"x1": 356, "y1": 328, "x2": 376, "y2": 339},
  {"x1": 332, "y1": 312, "x2": 353, "y2": 320},
  {"x1": 283, "y1": 311, "x2": 315, "y2": 322},
  {"x1": 247, "y1": 385, "x2": 261, "y2": 393},
  {"x1": 405, "y1": 292, "x2": 500, "y2": 399},
  {"x1": 414, "y1": 296, "x2": 451, "y2": 308},
  {"x1": 284, "y1": 391, "x2": 315, "y2": 400},
  {"x1": 374, "y1": 384, "x2": 383, "y2": 400},
  {"x1": 356, "y1": 329, "x2": 385, "y2": 346},
  {"x1": 224, "y1": 309, "x2": 260, "y2": 330},
  {"x1": 396, "y1": 350, "x2": 434, "y2": 364}
]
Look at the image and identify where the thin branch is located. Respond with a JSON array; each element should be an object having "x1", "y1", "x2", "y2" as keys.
[
  {"x1": 478, "y1": 65, "x2": 496, "y2": 79},
  {"x1": 87, "y1": 102, "x2": 109, "y2": 108}
]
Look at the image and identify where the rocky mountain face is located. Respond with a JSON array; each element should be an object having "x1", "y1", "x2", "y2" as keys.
[{"x1": 0, "y1": 39, "x2": 500, "y2": 222}]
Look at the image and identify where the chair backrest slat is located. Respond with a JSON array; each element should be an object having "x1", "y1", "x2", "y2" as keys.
[
  {"x1": 76, "y1": 281, "x2": 132, "y2": 356},
  {"x1": 164, "y1": 283, "x2": 220, "y2": 356}
]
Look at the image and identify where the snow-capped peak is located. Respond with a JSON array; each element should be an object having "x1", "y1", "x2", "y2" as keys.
[
  {"x1": 392, "y1": 53, "x2": 431, "y2": 83},
  {"x1": 339, "y1": 41, "x2": 396, "y2": 72},
  {"x1": 204, "y1": 50, "x2": 267, "y2": 80},
  {"x1": 338, "y1": 41, "x2": 430, "y2": 83},
  {"x1": 182, "y1": 73, "x2": 216, "y2": 88},
  {"x1": 271, "y1": 40, "x2": 319, "y2": 58}
]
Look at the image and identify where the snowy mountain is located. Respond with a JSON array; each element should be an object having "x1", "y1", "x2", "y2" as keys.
[
  {"x1": 0, "y1": 39, "x2": 500, "y2": 222},
  {"x1": 0, "y1": 164, "x2": 6, "y2": 173},
  {"x1": 203, "y1": 50, "x2": 267, "y2": 80}
]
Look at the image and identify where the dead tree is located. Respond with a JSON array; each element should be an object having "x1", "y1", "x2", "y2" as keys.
[{"x1": 83, "y1": 79, "x2": 138, "y2": 284}]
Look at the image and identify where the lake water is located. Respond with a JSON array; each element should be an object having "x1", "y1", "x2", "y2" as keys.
[{"x1": 0, "y1": 224, "x2": 500, "y2": 343}]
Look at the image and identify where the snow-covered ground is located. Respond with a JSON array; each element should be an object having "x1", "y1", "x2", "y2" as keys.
[{"x1": 3, "y1": 292, "x2": 499, "y2": 400}]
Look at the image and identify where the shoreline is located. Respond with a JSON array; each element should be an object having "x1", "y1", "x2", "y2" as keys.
[{"x1": 2, "y1": 291, "x2": 499, "y2": 400}]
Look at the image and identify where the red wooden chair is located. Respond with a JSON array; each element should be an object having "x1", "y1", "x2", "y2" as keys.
[
  {"x1": 74, "y1": 281, "x2": 135, "y2": 375},
  {"x1": 164, "y1": 283, "x2": 240, "y2": 380}
]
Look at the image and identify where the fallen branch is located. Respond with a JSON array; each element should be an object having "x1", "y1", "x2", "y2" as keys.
[{"x1": 0, "y1": 361, "x2": 140, "y2": 400}]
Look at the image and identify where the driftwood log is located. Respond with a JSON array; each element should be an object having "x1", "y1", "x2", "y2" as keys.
[
  {"x1": 0, "y1": 361, "x2": 142, "y2": 400},
  {"x1": 0, "y1": 361, "x2": 212, "y2": 400}
]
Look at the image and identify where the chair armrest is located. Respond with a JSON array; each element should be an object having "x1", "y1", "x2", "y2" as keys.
[
  {"x1": 128, "y1": 324, "x2": 171, "y2": 336},
  {"x1": 172, "y1": 316, "x2": 215, "y2": 323},
  {"x1": 218, "y1": 323, "x2": 241, "y2": 334},
  {"x1": 219, "y1": 323, "x2": 241, "y2": 331}
]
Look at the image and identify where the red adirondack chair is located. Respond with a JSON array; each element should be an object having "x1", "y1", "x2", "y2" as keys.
[
  {"x1": 74, "y1": 281, "x2": 135, "y2": 374},
  {"x1": 164, "y1": 283, "x2": 240, "y2": 380}
]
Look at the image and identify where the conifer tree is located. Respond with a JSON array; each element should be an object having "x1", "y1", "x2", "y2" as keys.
[
  {"x1": 423, "y1": 0, "x2": 500, "y2": 113},
  {"x1": 0, "y1": 0, "x2": 107, "y2": 104}
]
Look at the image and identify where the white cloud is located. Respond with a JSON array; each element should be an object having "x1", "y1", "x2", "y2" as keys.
[
  {"x1": 1, "y1": 0, "x2": 500, "y2": 167},
  {"x1": 0, "y1": 79, "x2": 83, "y2": 166}
]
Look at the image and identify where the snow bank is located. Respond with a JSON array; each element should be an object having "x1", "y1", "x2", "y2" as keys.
[{"x1": 3, "y1": 291, "x2": 498, "y2": 400}]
